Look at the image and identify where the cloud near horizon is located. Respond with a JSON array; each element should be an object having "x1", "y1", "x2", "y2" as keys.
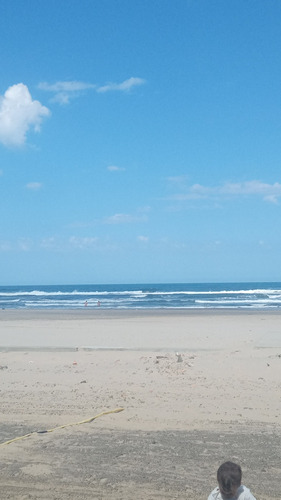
[
  {"x1": 169, "y1": 180, "x2": 281, "y2": 204},
  {"x1": 0, "y1": 84, "x2": 50, "y2": 146}
]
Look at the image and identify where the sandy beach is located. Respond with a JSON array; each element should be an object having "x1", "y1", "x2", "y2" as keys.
[{"x1": 0, "y1": 310, "x2": 280, "y2": 499}]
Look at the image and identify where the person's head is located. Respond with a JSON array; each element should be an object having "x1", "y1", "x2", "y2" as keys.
[{"x1": 217, "y1": 462, "x2": 242, "y2": 499}]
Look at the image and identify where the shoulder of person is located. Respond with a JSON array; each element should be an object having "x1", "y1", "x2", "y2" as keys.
[
  {"x1": 238, "y1": 485, "x2": 257, "y2": 500},
  {"x1": 208, "y1": 486, "x2": 221, "y2": 500}
]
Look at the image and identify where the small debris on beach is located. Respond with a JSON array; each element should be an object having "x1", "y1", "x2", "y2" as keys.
[{"x1": 176, "y1": 352, "x2": 183, "y2": 363}]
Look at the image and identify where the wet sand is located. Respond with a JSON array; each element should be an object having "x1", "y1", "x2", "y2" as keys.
[{"x1": 0, "y1": 310, "x2": 280, "y2": 498}]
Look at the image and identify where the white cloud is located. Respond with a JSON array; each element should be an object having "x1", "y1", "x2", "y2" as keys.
[
  {"x1": 26, "y1": 182, "x2": 42, "y2": 190},
  {"x1": 103, "y1": 213, "x2": 147, "y2": 224},
  {"x1": 263, "y1": 195, "x2": 279, "y2": 204},
  {"x1": 169, "y1": 180, "x2": 281, "y2": 204},
  {"x1": 107, "y1": 165, "x2": 125, "y2": 172},
  {"x1": 97, "y1": 77, "x2": 146, "y2": 93},
  {"x1": 40, "y1": 237, "x2": 57, "y2": 249},
  {"x1": 69, "y1": 236, "x2": 98, "y2": 249},
  {"x1": 38, "y1": 80, "x2": 96, "y2": 104},
  {"x1": 0, "y1": 241, "x2": 11, "y2": 251},
  {"x1": 68, "y1": 206, "x2": 150, "y2": 229},
  {"x1": 220, "y1": 180, "x2": 281, "y2": 197},
  {"x1": 40, "y1": 236, "x2": 99, "y2": 251},
  {"x1": 166, "y1": 175, "x2": 189, "y2": 185},
  {"x1": 39, "y1": 81, "x2": 96, "y2": 92},
  {"x1": 138, "y1": 235, "x2": 149, "y2": 242},
  {"x1": 18, "y1": 238, "x2": 33, "y2": 251},
  {"x1": 137, "y1": 205, "x2": 151, "y2": 214},
  {"x1": 0, "y1": 83, "x2": 50, "y2": 146},
  {"x1": 39, "y1": 77, "x2": 146, "y2": 104}
]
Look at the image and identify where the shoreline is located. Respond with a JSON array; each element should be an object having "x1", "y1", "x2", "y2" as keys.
[
  {"x1": 1, "y1": 308, "x2": 281, "y2": 349},
  {"x1": 2, "y1": 307, "x2": 281, "y2": 318}
]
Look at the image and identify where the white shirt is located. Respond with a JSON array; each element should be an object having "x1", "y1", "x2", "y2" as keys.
[{"x1": 208, "y1": 485, "x2": 257, "y2": 500}]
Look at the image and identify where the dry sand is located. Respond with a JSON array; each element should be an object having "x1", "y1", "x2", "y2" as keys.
[{"x1": 0, "y1": 310, "x2": 280, "y2": 499}]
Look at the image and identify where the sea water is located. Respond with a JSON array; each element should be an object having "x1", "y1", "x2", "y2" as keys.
[{"x1": 0, "y1": 282, "x2": 281, "y2": 310}]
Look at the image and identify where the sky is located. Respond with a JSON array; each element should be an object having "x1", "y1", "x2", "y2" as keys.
[{"x1": 1, "y1": 0, "x2": 281, "y2": 285}]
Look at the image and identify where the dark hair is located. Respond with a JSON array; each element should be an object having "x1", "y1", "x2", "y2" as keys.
[{"x1": 217, "y1": 462, "x2": 242, "y2": 498}]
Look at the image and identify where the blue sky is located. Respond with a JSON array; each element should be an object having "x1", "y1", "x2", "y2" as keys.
[{"x1": 1, "y1": 0, "x2": 281, "y2": 285}]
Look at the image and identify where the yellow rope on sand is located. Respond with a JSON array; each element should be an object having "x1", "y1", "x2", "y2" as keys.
[{"x1": 0, "y1": 407, "x2": 124, "y2": 447}]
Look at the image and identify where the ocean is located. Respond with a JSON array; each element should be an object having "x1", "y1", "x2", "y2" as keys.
[{"x1": 0, "y1": 282, "x2": 281, "y2": 310}]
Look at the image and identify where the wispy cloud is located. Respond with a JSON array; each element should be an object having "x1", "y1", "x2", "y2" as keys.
[
  {"x1": 38, "y1": 80, "x2": 96, "y2": 104},
  {"x1": 18, "y1": 238, "x2": 33, "y2": 251},
  {"x1": 96, "y1": 77, "x2": 146, "y2": 93},
  {"x1": 26, "y1": 182, "x2": 42, "y2": 190},
  {"x1": 0, "y1": 238, "x2": 28, "y2": 252},
  {"x1": 0, "y1": 83, "x2": 50, "y2": 146},
  {"x1": 0, "y1": 241, "x2": 11, "y2": 251},
  {"x1": 137, "y1": 235, "x2": 149, "y2": 242},
  {"x1": 103, "y1": 212, "x2": 147, "y2": 224},
  {"x1": 168, "y1": 180, "x2": 281, "y2": 204},
  {"x1": 1, "y1": 235, "x2": 119, "y2": 253},
  {"x1": 69, "y1": 236, "x2": 98, "y2": 249},
  {"x1": 166, "y1": 175, "x2": 189, "y2": 185},
  {"x1": 40, "y1": 236, "x2": 99, "y2": 251},
  {"x1": 68, "y1": 206, "x2": 150, "y2": 229},
  {"x1": 40, "y1": 237, "x2": 57, "y2": 250},
  {"x1": 39, "y1": 77, "x2": 146, "y2": 104},
  {"x1": 107, "y1": 165, "x2": 125, "y2": 172}
]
